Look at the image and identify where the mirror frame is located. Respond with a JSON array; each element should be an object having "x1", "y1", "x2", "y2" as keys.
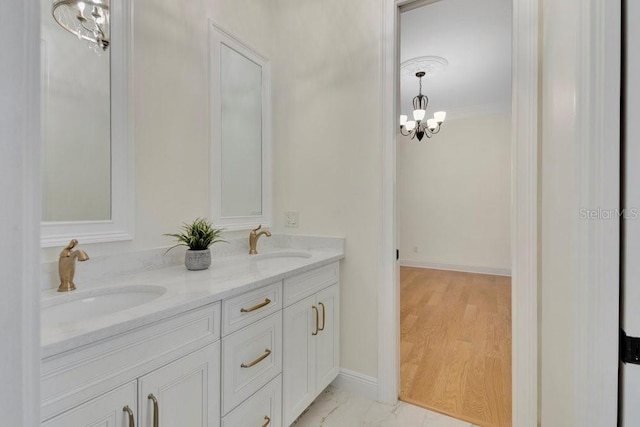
[
  {"x1": 41, "y1": 0, "x2": 134, "y2": 247},
  {"x1": 209, "y1": 22, "x2": 272, "y2": 230}
]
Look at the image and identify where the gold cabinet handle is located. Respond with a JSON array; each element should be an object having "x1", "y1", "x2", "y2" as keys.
[
  {"x1": 148, "y1": 394, "x2": 159, "y2": 427},
  {"x1": 312, "y1": 305, "x2": 319, "y2": 335},
  {"x1": 241, "y1": 349, "x2": 271, "y2": 368},
  {"x1": 318, "y1": 302, "x2": 326, "y2": 331},
  {"x1": 240, "y1": 298, "x2": 271, "y2": 313},
  {"x1": 261, "y1": 415, "x2": 271, "y2": 427},
  {"x1": 123, "y1": 405, "x2": 135, "y2": 427}
]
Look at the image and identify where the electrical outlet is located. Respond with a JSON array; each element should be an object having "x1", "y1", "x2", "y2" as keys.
[{"x1": 285, "y1": 211, "x2": 299, "y2": 228}]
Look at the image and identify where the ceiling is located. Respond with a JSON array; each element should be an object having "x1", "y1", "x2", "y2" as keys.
[{"x1": 400, "y1": 0, "x2": 512, "y2": 120}]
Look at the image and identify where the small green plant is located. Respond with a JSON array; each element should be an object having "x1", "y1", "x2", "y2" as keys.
[{"x1": 164, "y1": 218, "x2": 226, "y2": 253}]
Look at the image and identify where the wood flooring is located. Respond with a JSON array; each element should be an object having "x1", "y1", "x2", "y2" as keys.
[{"x1": 400, "y1": 267, "x2": 512, "y2": 427}]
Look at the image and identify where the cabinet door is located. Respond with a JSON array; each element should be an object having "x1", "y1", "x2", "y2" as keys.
[
  {"x1": 43, "y1": 381, "x2": 137, "y2": 427},
  {"x1": 283, "y1": 295, "x2": 316, "y2": 426},
  {"x1": 315, "y1": 284, "x2": 340, "y2": 392},
  {"x1": 137, "y1": 342, "x2": 220, "y2": 427}
]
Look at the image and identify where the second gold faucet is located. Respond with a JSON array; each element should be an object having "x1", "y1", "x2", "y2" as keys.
[{"x1": 249, "y1": 225, "x2": 271, "y2": 255}]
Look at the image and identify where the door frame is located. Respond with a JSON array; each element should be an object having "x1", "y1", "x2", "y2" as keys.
[
  {"x1": 0, "y1": 0, "x2": 41, "y2": 425},
  {"x1": 379, "y1": 0, "x2": 620, "y2": 425},
  {"x1": 378, "y1": 2, "x2": 540, "y2": 423}
]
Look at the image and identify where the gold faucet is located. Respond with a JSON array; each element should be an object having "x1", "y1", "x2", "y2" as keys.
[
  {"x1": 58, "y1": 239, "x2": 89, "y2": 292},
  {"x1": 249, "y1": 225, "x2": 271, "y2": 255}
]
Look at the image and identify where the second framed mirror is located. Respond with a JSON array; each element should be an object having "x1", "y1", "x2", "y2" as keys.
[{"x1": 209, "y1": 22, "x2": 272, "y2": 230}]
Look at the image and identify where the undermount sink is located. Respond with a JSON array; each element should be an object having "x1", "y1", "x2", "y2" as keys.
[
  {"x1": 252, "y1": 251, "x2": 312, "y2": 262},
  {"x1": 42, "y1": 285, "x2": 166, "y2": 325}
]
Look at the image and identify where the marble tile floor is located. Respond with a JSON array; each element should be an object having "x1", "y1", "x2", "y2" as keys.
[{"x1": 293, "y1": 386, "x2": 479, "y2": 427}]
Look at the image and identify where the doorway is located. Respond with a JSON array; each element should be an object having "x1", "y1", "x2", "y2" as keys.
[
  {"x1": 378, "y1": 0, "x2": 540, "y2": 425},
  {"x1": 396, "y1": 1, "x2": 512, "y2": 425}
]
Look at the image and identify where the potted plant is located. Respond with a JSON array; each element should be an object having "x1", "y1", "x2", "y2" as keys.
[{"x1": 165, "y1": 218, "x2": 226, "y2": 270}]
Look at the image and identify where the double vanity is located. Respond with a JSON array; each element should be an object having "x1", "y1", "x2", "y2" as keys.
[
  {"x1": 38, "y1": 1, "x2": 337, "y2": 424},
  {"x1": 40, "y1": 240, "x2": 344, "y2": 427}
]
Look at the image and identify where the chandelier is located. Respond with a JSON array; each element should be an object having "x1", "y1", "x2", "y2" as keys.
[
  {"x1": 399, "y1": 71, "x2": 446, "y2": 141},
  {"x1": 52, "y1": 0, "x2": 110, "y2": 52}
]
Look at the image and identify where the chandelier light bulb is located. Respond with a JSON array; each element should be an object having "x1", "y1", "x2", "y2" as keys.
[
  {"x1": 400, "y1": 115, "x2": 408, "y2": 126},
  {"x1": 405, "y1": 120, "x2": 417, "y2": 131},
  {"x1": 77, "y1": 1, "x2": 86, "y2": 12},
  {"x1": 413, "y1": 109, "x2": 426, "y2": 121},
  {"x1": 427, "y1": 119, "x2": 438, "y2": 131},
  {"x1": 434, "y1": 111, "x2": 446, "y2": 123}
]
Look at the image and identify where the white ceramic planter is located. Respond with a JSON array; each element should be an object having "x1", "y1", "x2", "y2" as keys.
[{"x1": 185, "y1": 249, "x2": 211, "y2": 271}]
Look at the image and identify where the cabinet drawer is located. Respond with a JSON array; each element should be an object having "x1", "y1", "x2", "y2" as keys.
[
  {"x1": 222, "y1": 281, "x2": 282, "y2": 336},
  {"x1": 41, "y1": 302, "x2": 221, "y2": 420},
  {"x1": 283, "y1": 263, "x2": 339, "y2": 307},
  {"x1": 222, "y1": 375, "x2": 282, "y2": 427},
  {"x1": 222, "y1": 311, "x2": 282, "y2": 415}
]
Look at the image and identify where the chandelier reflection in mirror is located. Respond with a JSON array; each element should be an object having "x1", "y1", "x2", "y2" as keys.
[
  {"x1": 52, "y1": 0, "x2": 110, "y2": 52},
  {"x1": 399, "y1": 72, "x2": 446, "y2": 142}
]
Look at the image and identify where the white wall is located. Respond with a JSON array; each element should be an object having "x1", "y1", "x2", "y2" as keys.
[
  {"x1": 271, "y1": 0, "x2": 383, "y2": 378},
  {"x1": 41, "y1": 0, "x2": 274, "y2": 262},
  {"x1": 0, "y1": 0, "x2": 41, "y2": 424},
  {"x1": 398, "y1": 115, "x2": 511, "y2": 272}
]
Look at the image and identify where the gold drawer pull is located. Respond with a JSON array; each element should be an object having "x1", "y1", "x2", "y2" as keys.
[
  {"x1": 148, "y1": 394, "x2": 159, "y2": 427},
  {"x1": 261, "y1": 415, "x2": 271, "y2": 427},
  {"x1": 241, "y1": 349, "x2": 271, "y2": 368},
  {"x1": 123, "y1": 405, "x2": 135, "y2": 427},
  {"x1": 312, "y1": 306, "x2": 319, "y2": 335},
  {"x1": 318, "y1": 302, "x2": 326, "y2": 331},
  {"x1": 240, "y1": 298, "x2": 271, "y2": 313}
]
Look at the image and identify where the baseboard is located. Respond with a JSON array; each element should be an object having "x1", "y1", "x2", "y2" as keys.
[
  {"x1": 399, "y1": 259, "x2": 511, "y2": 277},
  {"x1": 330, "y1": 369, "x2": 378, "y2": 401}
]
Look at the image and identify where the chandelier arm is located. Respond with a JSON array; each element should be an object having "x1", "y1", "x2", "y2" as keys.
[
  {"x1": 80, "y1": 15, "x2": 106, "y2": 41},
  {"x1": 400, "y1": 127, "x2": 411, "y2": 137},
  {"x1": 79, "y1": 20, "x2": 98, "y2": 36},
  {"x1": 95, "y1": 21, "x2": 106, "y2": 39},
  {"x1": 421, "y1": 123, "x2": 435, "y2": 138}
]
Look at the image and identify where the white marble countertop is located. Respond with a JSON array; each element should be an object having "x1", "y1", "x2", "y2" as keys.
[{"x1": 41, "y1": 247, "x2": 343, "y2": 358}]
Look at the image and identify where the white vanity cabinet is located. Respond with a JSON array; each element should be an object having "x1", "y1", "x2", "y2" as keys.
[
  {"x1": 41, "y1": 261, "x2": 341, "y2": 427},
  {"x1": 283, "y1": 264, "x2": 340, "y2": 426},
  {"x1": 43, "y1": 344, "x2": 220, "y2": 427},
  {"x1": 41, "y1": 303, "x2": 222, "y2": 426}
]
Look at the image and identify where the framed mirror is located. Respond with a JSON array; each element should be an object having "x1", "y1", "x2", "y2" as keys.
[
  {"x1": 40, "y1": 0, "x2": 133, "y2": 247},
  {"x1": 210, "y1": 22, "x2": 272, "y2": 230}
]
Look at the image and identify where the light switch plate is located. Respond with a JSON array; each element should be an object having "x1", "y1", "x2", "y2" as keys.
[{"x1": 285, "y1": 211, "x2": 299, "y2": 228}]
